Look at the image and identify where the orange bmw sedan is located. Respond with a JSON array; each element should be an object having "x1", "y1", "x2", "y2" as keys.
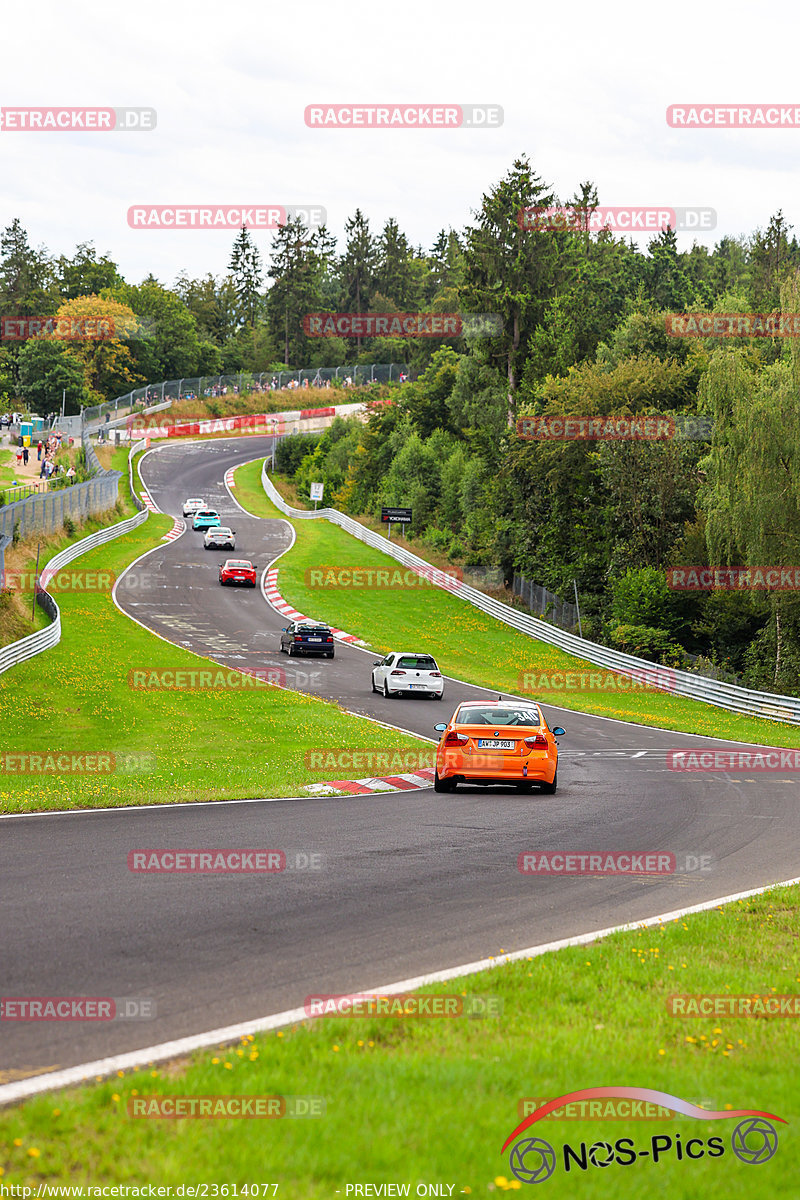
[{"x1": 433, "y1": 699, "x2": 565, "y2": 794}]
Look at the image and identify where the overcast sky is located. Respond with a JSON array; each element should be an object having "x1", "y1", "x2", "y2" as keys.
[{"x1": 3, "y1": 0, "x2": 800, "y2": 289}]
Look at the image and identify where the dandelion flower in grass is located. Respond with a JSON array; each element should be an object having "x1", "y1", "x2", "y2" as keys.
[
  {"x1": 112, "y1": 1094, "x2": 120, "y2": 1102},
  {"x1": 332, "y1": 1045, "x2": 340, "y2": 1052},
  {"x1": 211, "y1": 1057, "x2": 220, "y2": 1065},
  {"x1": 494, "y1": 1179, "x2": 508, "y2": 1189},
  {"x1": 13, "y1": 1139, "x2": 22, "y2": 1147},
  {"x1": 224, "y1": 1062, "x2": 233, "y2": 1070},
  {"x1": 52, "y1": 1108, "x2": 61, "y2": 1116},
  {"x1": 658, "y1": 1049, "x2": 666, "y2": 1056}
]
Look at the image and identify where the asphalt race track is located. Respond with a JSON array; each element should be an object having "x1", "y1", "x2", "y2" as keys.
[{"x1": 3, "y1": 434, "x2": 799, "y2": 1082}]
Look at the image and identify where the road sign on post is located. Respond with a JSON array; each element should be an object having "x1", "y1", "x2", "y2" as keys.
[
  {"x1": 310, "y1": 481, "x2": 324, "y2": 511},
  {"x1": 381, "y1": 506, "x2": 411, "y2": 540}
]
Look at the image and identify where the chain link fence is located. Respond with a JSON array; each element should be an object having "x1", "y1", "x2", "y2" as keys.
[
  {"x1": 87, "y1": 364, "x2": 411, "y2": 425},
  {"x1": 511, "y1": 573, "x2": 579, "y2": 632}
]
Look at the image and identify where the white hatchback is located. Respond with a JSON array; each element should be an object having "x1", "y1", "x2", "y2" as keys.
[
  {"x1": 182, "y1": 497, "x2": 206, "y2": 516},
  {"x1": 372, "y1": 652, "x2": 445, "y2": 699}
]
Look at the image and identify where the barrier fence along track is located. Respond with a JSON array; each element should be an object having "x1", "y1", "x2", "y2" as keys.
[
  {"x1": 0, "y1": 439, "x2": 149, "y2": 678},
  {"x1": 96, "y1": 364, "x2": 411, "y2": 425},
  {"x1": 260, "y1": 463, "x2": 800, "y2": 727}
]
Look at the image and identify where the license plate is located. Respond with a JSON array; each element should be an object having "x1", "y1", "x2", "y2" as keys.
[
  {"x1": 477, "y1": 739, "x2": 515, "y2": 749},
  {"x1": 308, "y1": 637, "x2": 322, "y2": 642}
]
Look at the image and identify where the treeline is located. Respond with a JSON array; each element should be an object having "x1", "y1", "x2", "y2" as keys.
[
  {"x1": 267, "y1": 159, "x2": 800, "y2": 694},
  {"x1": 3, "y1": 155, "x2": 797, "y2": 415}
]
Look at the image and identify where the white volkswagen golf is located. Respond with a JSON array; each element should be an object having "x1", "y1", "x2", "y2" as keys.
[{"x1": 371, "y1": 652, "x2": 445, "y2": 699}]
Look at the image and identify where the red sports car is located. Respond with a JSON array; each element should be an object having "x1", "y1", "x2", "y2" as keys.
[{"x1": 219, "y1": 559, "x2": 257, "y2": 588}]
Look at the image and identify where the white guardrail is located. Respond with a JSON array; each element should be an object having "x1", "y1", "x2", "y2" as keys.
[
  {"x1": 261, "y1": 463, "x2": 800, "y2": 727},
  {"x1": 0, "y1": 445, "x2": 150, "y2": 678}
]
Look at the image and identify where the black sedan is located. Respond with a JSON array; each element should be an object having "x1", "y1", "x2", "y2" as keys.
[{"x1": 279, "y1": 620, "x2": 335, "y2": 658}]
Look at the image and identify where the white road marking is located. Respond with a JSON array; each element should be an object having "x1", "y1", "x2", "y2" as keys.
[{"x1": 2, "y1": 873, "x2": 799, "y2": 1107}]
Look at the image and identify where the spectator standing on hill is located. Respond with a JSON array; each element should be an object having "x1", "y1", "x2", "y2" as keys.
[{"x1": 37, "y1": 440, "x2": 43, "y2": 460}]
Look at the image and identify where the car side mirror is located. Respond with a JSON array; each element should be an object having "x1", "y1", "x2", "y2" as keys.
[
  {"x1": 282, "y1": 627, "x2": 288, "y2": 632},
  {"x1": 433, "y1": 723, "x2": 447, "y2": 732},
  {"x1": 373, "y1": 661, "x2": 381, "y2": 666},
  {"x1": 552, "y1": 727, "x2": 566, "y2": 736}
]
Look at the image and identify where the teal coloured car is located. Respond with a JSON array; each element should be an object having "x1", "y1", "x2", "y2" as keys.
[{"x1": 192, "y1": 509, "x2": 222, "y2": 531}]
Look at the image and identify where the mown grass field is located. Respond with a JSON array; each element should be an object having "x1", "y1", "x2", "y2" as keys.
[
  {"x1": 1, "y1": 884, "x2": 797, "y2": 1195},
  {"x1": 233, "y1": 459, "x2": 800, "y2": 749},
  {"x1": 0, "y1": 449, "x2": 432, "y2": 814}
]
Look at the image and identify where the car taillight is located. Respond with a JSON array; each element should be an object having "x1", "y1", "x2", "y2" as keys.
[
  {"x1": 443, "y1": 731, "x2": 469, "y2": 746},
  {"x1": 326, "y1": 635, "x2": 333, "y2": 642},
  {"x1": 430, "y1": 671, "x2": 441, "y2": 677},
  {"x1": 390, "y1": 669, "x2": 406, "y2": 675},
  {"x1": 294, "y1": 635, "x2": 302, "y2": 641},
  {"x1": 523, "y1": 733, "x2": 548, "y2": 748}
]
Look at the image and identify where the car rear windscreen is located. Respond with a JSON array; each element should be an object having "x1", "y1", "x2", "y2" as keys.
[
  {"x1": 457, "y1": 708, "x2": 542, "y2": 726},
  {"x1": 397, "y1": 656, "x2": 437, "y2": 669}
]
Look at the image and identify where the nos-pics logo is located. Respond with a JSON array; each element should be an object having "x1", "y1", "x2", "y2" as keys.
[{"x1": 501, "y1": 1087, "x2": 783, "y2": 1184}]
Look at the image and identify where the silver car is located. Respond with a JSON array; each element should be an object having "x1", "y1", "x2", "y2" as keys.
[
  {"x1": 204, "y1": 526, "x2": 236, "y2": 550},
  {"x1": 182, "y1": 497, "x2": 206, "y2": 516}
]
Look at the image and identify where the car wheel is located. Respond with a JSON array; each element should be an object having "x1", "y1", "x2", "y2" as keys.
[
  {"x1": 288, "y1": 644, "x2": 295, "y2": 657},
  {"x1": 383, "y1": 681, "x2": 392, "y2": 698},
  {"x1": 540, "y1": 769, "x2": 557, "y2": 795},
  {"x1": 433, "y1": 770, "x2": 454, "y2": 793},
  {"x1": 371, "y1": 675, "x2": 378, "y2": 693}
]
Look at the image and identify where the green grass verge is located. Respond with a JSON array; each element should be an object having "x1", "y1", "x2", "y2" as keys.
[
  {"x1": 0, "y1": 453, "x2": 432, "y2": 814},
  {"x1": 233, "y1": 459, "x2": 800, "y2": 748},
  {"x1": 1, "y1": 884, "x2": 797, "y2": 1194}
]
